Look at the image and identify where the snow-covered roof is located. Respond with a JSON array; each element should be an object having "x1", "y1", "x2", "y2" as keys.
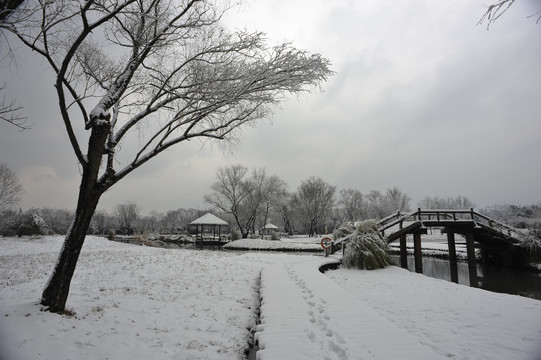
[
  {"x1": 189, "y1": 213, "x2": 228, "y2": 226},
  {"x1": 262, "y1": 223, "x2": 279, "y2": 229}
]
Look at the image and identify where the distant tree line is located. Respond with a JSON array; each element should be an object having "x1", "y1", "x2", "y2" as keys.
[
  {"x1": 4, "y1": 162, "x2": 539, "y2": 239},
  {"x1": 480, "y1": 204, "x2": 541, "y2": 238},
  {"x1": 202, "y1": 165, "x2": 491, "y2": 238},
  {"x1": 0, "y1": 205, "x2": 213, "y2": 237},
  {"x1": 204, "y1": 164, "x2": 414, "y2": 238}
]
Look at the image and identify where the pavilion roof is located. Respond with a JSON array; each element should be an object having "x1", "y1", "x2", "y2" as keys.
[{"x1": 190, "y1": 213, "x2": 228, "y2": 226}]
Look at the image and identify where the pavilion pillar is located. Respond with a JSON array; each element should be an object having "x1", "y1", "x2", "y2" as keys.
[
  {"x1": 400, "y1": 235, "x2": 408, "y2": 269},
  {"x1": 413, "y1": 232, "x2": 423, "y2": 274},
  {"x1": 447, "y1": 231, "x2": 459, "y2": 284},
  {"x1": 465, "y1": 233, "x2": 478, "y2": 287}
]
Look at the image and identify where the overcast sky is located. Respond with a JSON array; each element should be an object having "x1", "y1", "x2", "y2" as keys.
[{"x1": 1, "y1": 0, "x2": 540, "y2": 214}]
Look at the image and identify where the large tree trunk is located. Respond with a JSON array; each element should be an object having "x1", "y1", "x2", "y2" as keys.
[
  {"x1": 40, "y1": 189, "x2": 102, "y2": 312},
  {"x1": 41, "y1": 122, "x2": 109, "y2": 313}
]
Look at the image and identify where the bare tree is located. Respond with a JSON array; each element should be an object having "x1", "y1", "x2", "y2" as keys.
[
  {"x1": 337, "y1": 188, "x2": 364, "y2": 222},
  {"x1": 113, "y1": 201, "x2": 142, "y2": 235},
  {"x1": 276, "y1": 192, "x2": 296, "y2": 236},
  {"x1": 205, "y1": 165, "x2": 252, "y2": 238},
  {"x1": 418, "y1": 195, "x2": 475, "y2": 210},
  {"x1": 366, "y1": 190, "x2": 386, "y2": 219},
  {"x1": 205, "y1": 165, "x2": 286, "y2": 238},
  {"x1": 385, "y1": 187, "x2": 411, "y2": 213},
  {"x1": 293, "y1": 176, "x2": 336, "y2": 236},
  {"x1": 1, "y1": 1, "x2": 332, "y2": 312},
  {"x1": 0, "y1": 162, "x2": 23, "y2": 210},
  {"x1": 40, "y1": 208, "x2": 74, "y2": 235},
  {"x1": 258, "y1": 174, "x2": 288, "y2": 236},
  {"x1": 366, "y1": 187, "x2": 410, "y2": 219}
]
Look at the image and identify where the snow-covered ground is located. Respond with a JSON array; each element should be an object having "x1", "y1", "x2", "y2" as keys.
[
  {"x1": 0, "y1": 236, "x2": 267, "y2": 360},
  {"x1": 1, "y1": 236, "x2": 541, "y2": 360},
  {"x1": 327, "y1": 267, "x2": 541, "y2": 360}
]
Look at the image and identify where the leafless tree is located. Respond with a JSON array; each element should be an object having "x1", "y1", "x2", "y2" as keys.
[
  {"x1": 366, "y1": 190, "x2": 386, "y2": 219},
  {"x1": 337, "y1": 188, "x2": 364, "y2": 222},
  {"x1": 293, "y1": 176, "x2": 336, "y2": 236},
  {"x1": 0, "y1": 162, "x2": 23, "y2": 210},
  {"x1": 1, "y1": 0, "x2": 332, "y2": 312},
  {"x1": 40, "y1": 208, "x2": 74, "y2": 235},
  {"x1": 418, "y1": 195, "x2": 475, "y2": 210},
  {"x1": 205, "y1": 164, "x2": 252, "y2": 237},
  {"x1": 205, "y1": 165, "x2": 286, "y2": 238},
  {"x1": 366, "y1": 187, "x2": 410, "y2": 219},
  {"x1": 276, "y1": 192, "x2": 296, "y2": 235},
  {"x1": 385, "y1": 187, "x2": 411, "y2": 213},
  {"x1": 112, "y1": 201, "x2": 141, "y2": 235},
  {"x1": 257, "y1": 173, "x2": 288, "y2": 237}
]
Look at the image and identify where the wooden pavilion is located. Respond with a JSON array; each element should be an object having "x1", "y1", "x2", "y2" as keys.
[
  {"x1": 189, "y1": 213, "x2": 229, "y2": 245},
  {"x1": 260, "y1": 223, "x2": 280, "y2": 239}
]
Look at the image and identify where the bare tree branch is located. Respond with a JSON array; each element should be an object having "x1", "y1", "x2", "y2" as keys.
[
  {"x1": 479, "y1": 0, "x2": 541, "y2": 28},
  {"x1": 0, "y1": 83, "x2": 28, "y2": 130}
]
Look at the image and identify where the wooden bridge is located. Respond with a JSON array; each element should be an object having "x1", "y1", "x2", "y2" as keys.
[
  {"x1": 335, "y1": 209, "x2": 528, "y2": 286},
  {"x1": 377, "y1": 208, "x2": 527, "y2": 285}
]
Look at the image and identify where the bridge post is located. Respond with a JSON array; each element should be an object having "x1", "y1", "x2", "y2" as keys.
[
  {"x1": 413, "y1": 232, "x2": 423, "y2": 274},
  {"x1": 465, "y1": 233, "x2": 479, "y2": 287},
  {"x1": 447, "y1": 231, "x2": 459, "y2": 284},
  {"x1": 400, "y1": 235, "x2": 407, "y2": 269}
]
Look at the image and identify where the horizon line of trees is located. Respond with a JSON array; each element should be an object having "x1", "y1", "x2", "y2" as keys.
[{"x1": 2, "y1": 162, "x2": 541, "y2": 238}]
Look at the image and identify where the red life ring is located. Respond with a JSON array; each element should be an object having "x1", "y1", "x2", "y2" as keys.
[{"x1": 321, "y1": 237, "x2": 332, "y2": 249}]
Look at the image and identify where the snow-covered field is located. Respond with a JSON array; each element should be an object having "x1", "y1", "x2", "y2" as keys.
[
  {"x1": 1, "y1": 236, "x2": 541, "y2": 360},
  {"x1": 0, "y1": 236, "x2": 268, "y2": 360}
]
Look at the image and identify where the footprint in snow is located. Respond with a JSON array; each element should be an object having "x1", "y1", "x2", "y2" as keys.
[
  {"x1": 305, "y1": 330, "x2": 316, "y2": 343},
  {"x1": 328, "y1": 341, "x2": 347, "y2": 359}
]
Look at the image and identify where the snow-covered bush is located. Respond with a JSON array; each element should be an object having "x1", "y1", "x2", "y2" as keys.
[
  {"x1": 336, "y1": 220, "x2": 391, "y2": 270},
  {"x1": 333, "y1": 222, "x2": 355, "y2": 240},
  {"x1": 17, "y1": 211, "x2": 48, "y2": 236},
  {"x1": 520, "y1": 235, "x2": 541, "y2": 264},
  {"x1": 231, "y1": 229, "x2": 242, "y2": 241}
]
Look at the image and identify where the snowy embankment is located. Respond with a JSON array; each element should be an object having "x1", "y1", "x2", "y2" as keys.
[{"x1": 223, "y1": 236, "x2": 325, "y2": 252}]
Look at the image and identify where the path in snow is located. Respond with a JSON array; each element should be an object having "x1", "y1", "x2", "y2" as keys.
[{"x1": 255, "y1": 257, "x2": 447, "y2": 360}]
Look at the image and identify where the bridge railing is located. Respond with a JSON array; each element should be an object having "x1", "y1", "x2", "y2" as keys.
[{"x1": 378, "y1": 208, "x2": 523, "y2": 240}]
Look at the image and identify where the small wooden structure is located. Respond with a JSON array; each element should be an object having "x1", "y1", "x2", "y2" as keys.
[
  {"x1": 260, "y1": 223, "x2": 279, "y2": 237},
  {"x1": 189, "y1": 213, "x2": 228, "y2": 245}
]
